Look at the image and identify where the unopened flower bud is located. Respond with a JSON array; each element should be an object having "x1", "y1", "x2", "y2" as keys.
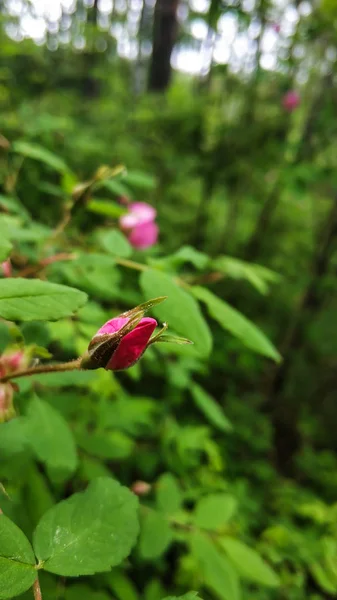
[{"x1": 131, "y1": 481, "x2": 151, "y2": 496}]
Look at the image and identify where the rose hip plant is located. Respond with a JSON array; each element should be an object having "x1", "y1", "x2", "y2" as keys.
[{"x1": 0, "y1": 148, "x2": 282, "y2": 600}]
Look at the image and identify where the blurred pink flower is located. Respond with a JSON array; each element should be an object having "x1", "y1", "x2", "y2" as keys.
[
  {"x1": 282, "y1": 90, "x2": 300, "y2": 112},
  {"x1": 272, "y1": 23, "x2": 281, "y2": 33},
  {"x1": 0, "y1": 383, "x2": 14, "y2": 422},
  {"x1": 119, "y1": 202, "x2": 158, "y2": 249},
  {"x1": 1, "y1": 260, "x2": 11, "y2": 277}
]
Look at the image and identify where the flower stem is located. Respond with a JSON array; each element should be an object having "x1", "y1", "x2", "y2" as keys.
[
  {"x1": 115, "y1": 257, "x2": 149, "y2": 272},
  {"x1": 0, "y1": 358, "x2": 82, "y2": 383},
  {"x1": 33, "y1": 577, "x2": 42, "y2": 600}
]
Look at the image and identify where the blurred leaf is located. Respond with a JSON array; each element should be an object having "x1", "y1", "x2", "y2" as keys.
[
  {"x1": 101, "y1": 179, "x2": 132, "y2": 198},
  {"x1": 24, "y1": 395, "x2": 78, "y2": 476},
  {"x1": 193, "y1": 494, "x2": 237, "y2": 531},
  {"x1": 105, "y1": 569, "x2": 140, "y2": 600},
  {"x1": 100, "y1": 230, "x2": 132, "y2": 258},
  {"x1": 220, "y1": 538, "x2": 280, "y2": 587},
  {"x1": 139, "y1": 509, "x2": 173, "y2": 560},
  {"x1": 33, "y1": 478, "x2": 139, "y2": 576},
  {"x1": 191, "y1": 531, "x2": 240, "y2": 600},
  {"x1": 87, "y1": 199, "x2": 127, "y2": 218},
  {"x1": 12, "y1": 141, "x2": 70, "y2": 173},
  {"x1": 0, "y1": 238, "x2": 12, "y2": 262},
  {"x1": 193, "y1": 286, "x2": 280, "y2": 362},
  {"x1": 0, "y1": 279, "x2": 87, "y2": 321},
  {"x1": 163, "y1": 595, "x2": 201, "y2": 600},
  {"x1": 123, "y1": 170, "x2": 156, "y2": 190},
  {"x1": 0, "y1": 514, "x2": 37, "y2": 599},
  {"x1": 77, "y1": 430, "x2": 134, "y2": 461},
  {"x1": 191, "y1": 383, "x2": 232, "y2": 432},
  {"x1": 156, "y1": 473, "x2": 182, "y2": 515},
  {"x1": 310, "y1": 562, "x2": 337, "y2": 594},
  {"x1": 212, "y1": 257, "x2": 280, "y2": 295},
  {"x1": 140, "y1": 271, "x2": 212, "y2": 357}
]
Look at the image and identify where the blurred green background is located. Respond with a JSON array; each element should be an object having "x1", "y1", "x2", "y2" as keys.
[{"x1": 2, "y1": 0, "x2": 337, "y2": 599}]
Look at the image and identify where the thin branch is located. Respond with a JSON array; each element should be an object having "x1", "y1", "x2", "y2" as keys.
[
  {"x1": 33, "y1": 577, "x2": 42, "y2": 600},
  {"x1": 0, "y1": 358, "x2": 82, "y2": 383}
]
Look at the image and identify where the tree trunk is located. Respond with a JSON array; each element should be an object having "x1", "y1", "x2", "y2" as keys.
[{"x1": 148, "y1": 0, "x2": 178, "y2": 92}]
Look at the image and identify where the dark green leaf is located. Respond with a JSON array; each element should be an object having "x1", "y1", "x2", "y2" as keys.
[
  {"x1": 139, "y1": 510, "x2": 173, "y2": 559},
  {"x1": 156, "y1": 473, "x2": 182, "y2": 515}
]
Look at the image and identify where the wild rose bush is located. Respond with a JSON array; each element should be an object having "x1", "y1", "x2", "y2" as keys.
[{"x1": 0, "y1": 155, "x2": 293, "y2": 600}]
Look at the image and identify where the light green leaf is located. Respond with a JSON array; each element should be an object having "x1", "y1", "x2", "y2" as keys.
[
  {"x1": 33, "y1": 478, "x2": 139, "y2": 576},
  {"x1": 191, "y1": 383, "x2": 232, "y2": 432},
  {"x1": 310, "y1": 562, "x2": 337, "y2": 594},
  {"x1": 101, "y1": 179, "x2": 132, "y2": 198},
  {"x1": 0, "y1": 238, "x2": 12, "y2": 263},
  {"x1": 12, "y1": 141, "x2": 70, "y2": 173},
  {"x1": 0, "y1": 514, "x2": 37, "y2": 599},
  {"x1": 156, "y1": 473, "x2": 182, "y2": 515},
  {"x1": 191, "y1": 532, "x2": 240, "y2": 600},
  {"x1": 220, "y1": 538, "x2": 280, "y2": 587},
  {"x1": 193, "y1": 286, "x2": 280, "y2": 362},
  {"x1": 0, "y1": 279, "x2": 87, "y2": 321},
  {"x1": 24, "y1": 395, "x2": 78, "y2": 475},
  {"x1": 123, "y1": 170, "x2": 156, "y2": 190},
  {"x1": 193, "y1": 494, "x2": 237, "y2": 530},
  {"x1": 87, "y1": 199, "x2": 127, "y2": 218},
  {"x1": 139, "y1": 510, "x2": 173, "y2": 560},
  {"x1": 163, "y1": 594, "x2": 201, "y2": 600},
  {"x1": 140, "y1": 271, "x2": 212, "y2": 357},
  {"x1": 212, "y1": 256, "x2": 280, "y2": 295},
  {"x1": 100, "y1": 230, "x2": 132, "y2": 258}
]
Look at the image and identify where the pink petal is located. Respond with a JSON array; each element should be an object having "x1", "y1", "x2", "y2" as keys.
[
  {"x1": 282, "y1": 91, "x2": 300, "y2": 112},
  {"x1": 106, "y1": 317, "x2": 157, "y2": 370},
  {"x1": 120, "y1": 202, "x2": 156, "y2": 230},
  {"x1": 128, "y1": 221, "x2": 159, "y2": 250},
  {"x1": 95, "y1": 316, "x2": 130, "y2": 336}
]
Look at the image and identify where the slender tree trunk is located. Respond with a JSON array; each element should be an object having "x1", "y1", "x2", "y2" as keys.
[
  {"x1": 265, "y1": 196, "x2": 337, "y2": 475},
  {"x1": 148, "y1": 0, "x2": 179, "y2": 92}
]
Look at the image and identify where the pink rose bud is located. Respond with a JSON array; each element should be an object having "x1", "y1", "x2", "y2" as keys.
[
  {"x1": 119, "y1": 202, "x2": 158, "y2": 250},
  {"x1": 0, "y1": 384, "x2": 15, "y2": 423},
  {"x1": 131, "y1": 481, "x2": 151, "y2": 496},
  {"x1": 282, "y1": 90, "x2": 300, "y2": 112},
  {"x1": 1, "y1": 260, "x2": 11, "y2": 278},
  {"x1": 2, "y1": 350, "x2": 27, "y2": 374}
]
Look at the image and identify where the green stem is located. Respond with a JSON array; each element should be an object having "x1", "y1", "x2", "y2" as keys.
[
  {"x1": 115, "y1": 257, "x2": 149, "y2": 272},
  {"x1": 0, "y1": 358, "x2": 82, "y2": 383}
]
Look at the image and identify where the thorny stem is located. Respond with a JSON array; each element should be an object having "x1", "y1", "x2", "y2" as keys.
[
  {"x1": 33, "y1": 577, "x2": 42, "y2": 600},
  {"x1": 0, "y1": 358, "x2": 82, "y2": 383}
]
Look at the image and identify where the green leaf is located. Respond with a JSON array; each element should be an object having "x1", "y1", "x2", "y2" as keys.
[
  {"x1": 163, "y1": 594, "x2": 201, "y2": 600},
  {"x1": 101, "y1": 179, "x2": 132, "y2": 198},
  {"x1": 87, "y1": 199, "x2": 127, "y2": 218},
  {"x1": 193, "y1": 494, "x2": 237, "y2": 531},
  {"x1": 0, "y1": 238, "x2": 12, "y2": 263},
  {"x1": 0, "y1": 279, "x2": 87, "y2": 321},
  {"x1": 100, "y1": 230, "x2": 132, "y2": 258},
  {"x1": 191, "y1": 383, "x2": 232, "y2": 433},
  {"x1": 33, "y1": 477, "x2": 139, "y2": 576},
  {"x1": 0, "y1": 418, "x2": 28, "y2": 456},
  {"x1": 150, "y1": 247, "x2": 209, "y2": 271},
  {"x1": 191, "y1": 532, "x2": 240, "y2": 600},
  {"x1": 24, "y1": 395, "x2": 78, "y2": 475},
  {"x1": 0, "y1": 514, "x2": 37, "y2": 599},
  {"x1": 220, "y1": 538, "x2": 280, "y2": 587},
  {"x1": 139, "y1": 510, "x2": 173, "y2": 560},
  {"x1": 156, "y1": 473, "x2": 182, "y2": 515},
  {"x1": 123, "y1": 170, "x2": 156, "y2": 190},
  {"x1": 193, "y1": 286, "x2": 280, "y2": 362},
  {"x1": 310, "y1": 562, "x2": 337, "y2": 594},
  {"x1": 212, "y1": 256, "x2": 280, "y2": 295},
  {"x1": 105, "y1": 569, "x2": 140, "y2": 600},
  {"x1": 12, "y1": 141, "x2": 70, "y2": 173},
  {"x1": 140, "y1": 271, "x2": 212, "y2": 357}
]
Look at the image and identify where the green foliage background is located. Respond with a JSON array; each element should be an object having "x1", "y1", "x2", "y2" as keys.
[{"x1": 1, "y1": 1, "x2": 337, "y2": 598}]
